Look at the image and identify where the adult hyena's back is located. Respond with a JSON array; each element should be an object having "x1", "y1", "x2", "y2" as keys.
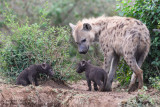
[{"x1": 99, "y1": 16, "x2": 150, "y2": 57}]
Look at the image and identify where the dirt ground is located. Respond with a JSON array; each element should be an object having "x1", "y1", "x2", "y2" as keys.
[{"x1": 0, "y1": 80, "x2": 159, "y2": 107}]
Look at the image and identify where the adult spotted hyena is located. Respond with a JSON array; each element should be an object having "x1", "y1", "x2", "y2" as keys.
[{"x1": 69, "y1": 16, "x2": 150, "y2": 92}]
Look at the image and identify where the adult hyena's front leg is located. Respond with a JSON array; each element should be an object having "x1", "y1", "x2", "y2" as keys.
[
  {"x1": 103, "y1": 50, "x2": 115, "y2": 91},
  {"x1": 106, "y1": 53, "x2": 120, "y2": 91}
]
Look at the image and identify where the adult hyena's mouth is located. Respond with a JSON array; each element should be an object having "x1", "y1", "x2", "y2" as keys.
[
  {"x1": 78, "y1": 45, "x2": 89, "y2": 54},
  {"x1": 79, "y1": 51, "x2": 87, "y2": 54}
]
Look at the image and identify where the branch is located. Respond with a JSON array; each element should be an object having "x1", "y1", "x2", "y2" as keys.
[{"x1": 153, "y1": 29, "x2": 160, "y2": 33}]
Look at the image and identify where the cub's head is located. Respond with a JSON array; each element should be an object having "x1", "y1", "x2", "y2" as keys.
[
  {"x1": 69, "y1": 22, "x2": 97, "y2": 54},
  {"x1": 76, "y1": 60, "x2": 91, "y2": 73},
  {"x1": 40, "y1": 63, "x2": 54, "y2": 77}
]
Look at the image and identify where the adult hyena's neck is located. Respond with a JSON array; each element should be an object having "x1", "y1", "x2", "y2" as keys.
[{"x1": 91, "y1": 17, "x2": 109, "y2": 42}]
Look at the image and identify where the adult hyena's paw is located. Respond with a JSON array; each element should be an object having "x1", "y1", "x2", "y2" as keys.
[{"x1": 105, "y1": 83, "x2": 112, "y2": 92}]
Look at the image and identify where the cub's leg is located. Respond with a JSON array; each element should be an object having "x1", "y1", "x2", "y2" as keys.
[
  {"x1": 34, "y1": 77, "x2": 39, "y2": 86},
  {"x1": 86, "y1": 78, "x2": 91, "y2": 91},
  {"x1": 18, "y1": 80, "x2": 28, "y2": 86},
  {"x1": 28, "y1": 75, "x2": 35, "y2": 86},
  {"x1": 94, "y1": 82, "x2": 98, "y2": 91},
  {"x1": 95, "y1": 80, "x2": 103, "y2": 91}
]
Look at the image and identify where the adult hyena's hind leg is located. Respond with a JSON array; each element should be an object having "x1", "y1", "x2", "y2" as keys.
[
  {"x1": 124, "y1": 55, "x2": 143, "y2": 92},
  {"x1": 126, "y1": 39, "x2": 150, "y2": 92},
  {"x1": 127, "y1": 52, "x2": 146, "y2": 92},
  {"x1": 123, "y1": 41, "x2": 147, "y2": 91},
  {"x1": 128, "y1": 46, "x2": 149, "y2": 92}
]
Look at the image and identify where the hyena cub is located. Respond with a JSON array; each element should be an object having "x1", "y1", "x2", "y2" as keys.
[
  {"x1": 76, "y1": 60, "x2": 107, "y2": 91},
  {"x1": 16, "y1": 63, "x2": 54, "y2": 86}
]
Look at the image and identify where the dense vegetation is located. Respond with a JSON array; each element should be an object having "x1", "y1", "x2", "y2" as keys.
[{"x1": 0, "y1": 4, "x2": 81, "y2": 82}]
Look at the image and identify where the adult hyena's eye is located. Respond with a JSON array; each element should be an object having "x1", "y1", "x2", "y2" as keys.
[{"x1": 81, "y1": 39, "x2": 86, "y2": 43}]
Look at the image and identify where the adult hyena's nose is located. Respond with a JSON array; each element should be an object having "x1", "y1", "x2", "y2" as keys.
[
  {"x1": 78, "y1": 45, "x2": 88, "y2": 54},
  {"x1": 79, "y1": 48, "x2": 87, "y2": 54}
]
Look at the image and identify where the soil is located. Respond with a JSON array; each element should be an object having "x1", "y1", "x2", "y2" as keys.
[{"x1": 0, "y1": 80, "x2": 159, "y2": 107}]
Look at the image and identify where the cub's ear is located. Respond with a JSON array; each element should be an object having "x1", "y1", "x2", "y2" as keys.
[
  {"x1": 41, "y1": 63, "x2": 47, "y2": 69},
  {"x1": 83, "y1": 23, "x2": 92, "y2": 31},
  {"x1": 69, "y1": 23, "x2": 76, "y2": 31},
  {"x1": 87, "y1": 60, "x2": 91, "y2": 64},
  {"x1": 81, "y1": 60, "x2": 86, "y2": 67}
]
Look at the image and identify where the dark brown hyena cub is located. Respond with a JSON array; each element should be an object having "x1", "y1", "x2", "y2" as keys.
[
  {"x1": 16, "y1": 63, "x2": 54, "y2": 86},
  {"x1": 76, "y1": 60, "x2": 108, "y2": 91}
]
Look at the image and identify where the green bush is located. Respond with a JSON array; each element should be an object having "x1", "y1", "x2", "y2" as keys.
[
  {"x1": 0, "y1": 4, "x2": 81, "y2": 83},
  {"x1": 125, "y1": 89, "x2": 155, "y2": 106},
  {"x1": 149, "y1": 77, "x2": 160, "y2": 91},
  {"x1": 116, "y1": 0, "x2": 160, "y2": 84},
  {"x1": 116, "y1": 59, "x2": 132, "y2": 86}
]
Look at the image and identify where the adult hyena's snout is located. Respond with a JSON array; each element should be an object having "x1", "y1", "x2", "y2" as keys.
[{"x1": 78, "y1": 44, "x2": 89, "y2": 54}]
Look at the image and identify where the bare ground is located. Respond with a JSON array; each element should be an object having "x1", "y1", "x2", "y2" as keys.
[{"x1": 0, "y1": 80, "x2": 159, "y2": 107}]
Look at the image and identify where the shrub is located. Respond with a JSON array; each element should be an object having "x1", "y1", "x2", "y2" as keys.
[
  {"x1": 125, "y1": 89, "x2": 155, "y2": 106},
  {"x1": 116, "y1": 59, "x2": 132, "y2": 86},
  {"x1": 0, "y1": 4, "x2": 81, "y2": 83},
  {"x1": 116, "y1": 0, "x2": 160, "y2": 84},
  {"x1": 149, "y1": 77, "x2": 160, "y2": 91}
]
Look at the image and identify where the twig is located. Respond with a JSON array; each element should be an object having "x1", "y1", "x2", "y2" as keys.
[{"x1": 153, "y1": 29, "x2": 160, "y2": 33}]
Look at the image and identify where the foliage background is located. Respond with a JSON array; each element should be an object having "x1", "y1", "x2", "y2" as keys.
[{"x1": 0, "y1": 0, "x2": 159, "y2": 89}]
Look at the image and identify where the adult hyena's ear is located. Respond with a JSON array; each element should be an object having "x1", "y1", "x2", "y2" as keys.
[
  {"x1": 69, "y1": 23, "x2": 76, "y2": 31},
  {"x1": 83, "y1": 23, "x2": 92, "y2": 31}
]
